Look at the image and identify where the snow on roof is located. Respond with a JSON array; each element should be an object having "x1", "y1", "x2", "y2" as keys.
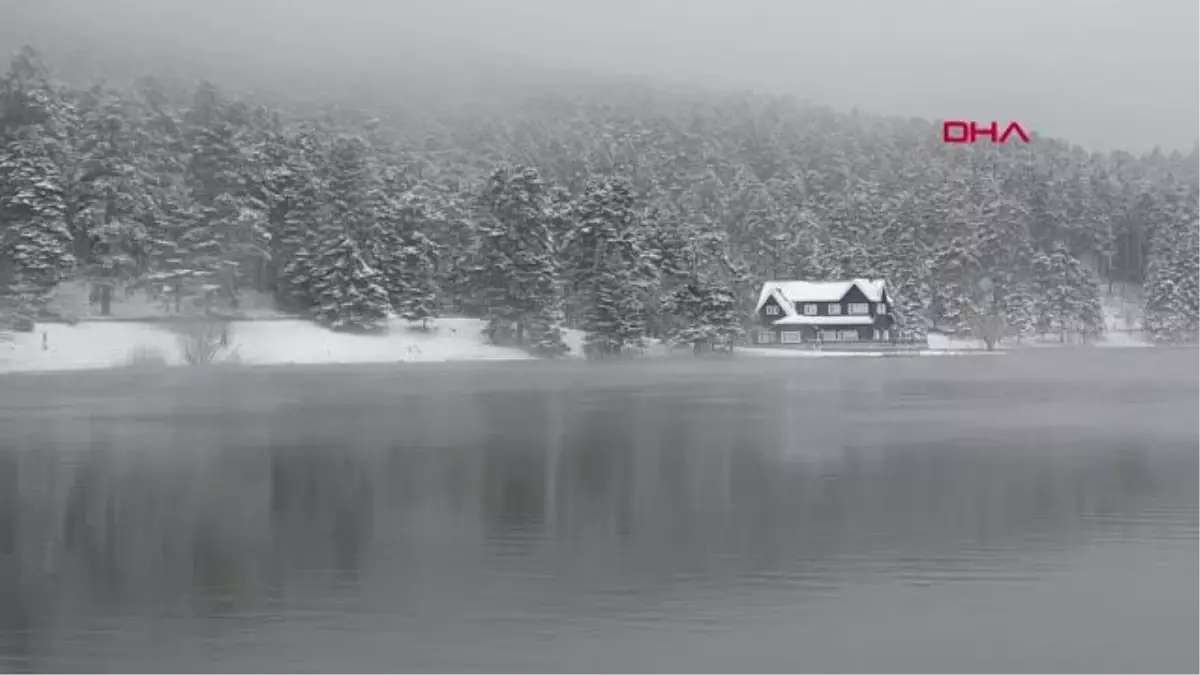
[
  {"x1": 772, "y1": 315, "x2": 876, "y2": 326},
  {"x1": 754, "y1": 279, "x2": 887, "y2": 312}
]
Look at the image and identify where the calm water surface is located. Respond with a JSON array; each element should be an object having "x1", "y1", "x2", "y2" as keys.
[{"x1": 1, "y1": 349, "x2": 1197, "y2": 673}]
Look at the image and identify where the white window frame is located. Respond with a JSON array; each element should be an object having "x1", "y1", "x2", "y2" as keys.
[
  {"x1": 802, "y1": 303, "x2": 818, "y2": 316},
  {"x1": 848, "y1": 302, "x2": 870, "y2": 315},
  {"x1": 781, "y1": 331, "x2": 802, "y2": 344},
  {"x1": 827, "y1": 303, "x2": 842, "y2": 315},
  {"x1": 876, "y1": 303, "x2": 887, "y2": 315},
  {"x1": 757, "y1": 331, "x2": 773, "y2": 344},
  {"x1": 839, "y1": 330, "x2": 859, "y2": 341},
  {"x1": 765, "y1": 304, "x2": 780, "y2": 316}
]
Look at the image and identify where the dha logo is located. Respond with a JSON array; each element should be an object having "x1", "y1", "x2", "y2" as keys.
[{"x1": 942, "y1": 121, "x2": 1031, "y2": 144}]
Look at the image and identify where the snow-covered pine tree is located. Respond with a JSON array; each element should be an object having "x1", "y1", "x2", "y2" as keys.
[
  {"x1": 140, "y1": 181, "x2": 210, "y2": 314},
  {"x1": 877, "y1": 195, "x2": 932, "y2": 340},
  {"x1": 969, "y1": 186, "x2": 1037, "y2": 344},
  {"x1": 929, "y1": 214, "x2": 983, "y2": 336},
  {"x1": 468, "y1": 165, "x2": 568, "y2": 356},
  {"x1": 1144, "y1": 205, "x2": 1200, "y2": 343},
  {"x1": 652, "y1": 220, "x2": 744, "y2": 353},
  {"x1": 374, "y1": 190, "x2": 441, "y2": 327},
  {"x1": 1031, "y1": 240, "x2": 1104, "y2": 342},
  {"x1": 256, "y1": 128, "x2": 325, "y2": 309},
  {"x1": 564, "y1": 176, "x2": 649, "y2": 357},
  {"x1": 661, "y1": 278, "x2": 742, "y2": 354},
  {"x1": 181, "y1": 81, "x2": 269, "y2": 308},
  {"x1": 307, "y1": 231, "x2": 390, "y2": 332},
  {"x1": 69, "y1": 85, "x2": 151, "y2": 314},
  {"x1": 0, "y1": 125, "x2": 76, "y2": 314},
  {"x1": 1003, "y1": 281, "x2": 1037, "y2": 343},
  {"x1": 293, "y1": 133, "x2": 401, "y2": 325}
]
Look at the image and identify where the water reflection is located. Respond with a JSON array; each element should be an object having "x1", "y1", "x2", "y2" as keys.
[{"x1": 0, "y1": 352, "x2": 1196, "y2": 672}]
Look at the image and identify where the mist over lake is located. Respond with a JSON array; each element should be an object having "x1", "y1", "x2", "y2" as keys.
[{"x1": 2, "y1": 349, "x2": 1196, "y2": 672}]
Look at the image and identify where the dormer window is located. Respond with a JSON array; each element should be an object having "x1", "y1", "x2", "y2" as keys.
[
  {"x1": 827, "y1": 303, "x2": 841, "y2": 315},
  {"x1": 803, "y1": 303, "x2": 818, "y2": 316},
  {"x1": 765, "y1": 304, "x2": 780, "y2": 316},
  {"x1": 848, "y1": 303, "x2": 870, "y2": 315},
  {"x1": 876, "y1": 303, "x2": 887, "y2": 314}
]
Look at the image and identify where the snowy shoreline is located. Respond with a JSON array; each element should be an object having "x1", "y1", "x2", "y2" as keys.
[
  {"x1": 4, "y1": 315, "x2": 1161, "y2": 376},
  {"x1": 0, "y1": 317, "x2": 551, "y2": 375}
]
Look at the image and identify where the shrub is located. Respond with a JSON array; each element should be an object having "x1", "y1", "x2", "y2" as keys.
[{"x1": 175, "y1": 318, "x2": 234, "y2": 365}]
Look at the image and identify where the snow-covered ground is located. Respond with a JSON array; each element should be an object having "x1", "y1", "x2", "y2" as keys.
[
  {"x1": 920, "y1": 293, "x2": 1152, "y2": 351},
  {"x1": 740, "y1": 346, "x2": 1003, "y2": 358},
  {"x1": 1, "y1": 286, "x2": 1159, "y2": 374},
  {"x1": 0, "y1": 317, "x2": 593, "y2": 374}
]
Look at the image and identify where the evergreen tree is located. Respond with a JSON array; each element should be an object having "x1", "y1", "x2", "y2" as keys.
[
  {"x1": 181, "y1": 81, "x2": 269, "y2": 307},
  {"x1": 0, "y1": 126, "x2": 75, "y2": 313},
  {"x1": 661, "y1": 279, "x2": 742, "y2": 353},
  {"x1": 69, "y1": 85, "x2": 151, "y2": 314},
  {"x1": 564, "y1": 176, "x2": 649, "y2": 356},
  {"x1": 1144, "y1": 209, "x2": 1200, "y2": 343},
  {"x1": 258, "y1": 128, "x2": 325, "y2": 308},
  {"x1": 307, "y1": 232, "x2": 390, "y2": 332},
  {"x1": 1032, "y1": 241, "x2": 1104, "y2": 341},
  {"x1": 468, "y1": 165, "x2": 567, "y2": 356},
  {"x1": 379, "y1": 191, "x2": 441, "y2": 326}
]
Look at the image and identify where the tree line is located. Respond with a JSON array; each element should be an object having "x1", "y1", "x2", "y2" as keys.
[{"x1": 1, "y1": 46, "x2": 1197, "y2": 355}]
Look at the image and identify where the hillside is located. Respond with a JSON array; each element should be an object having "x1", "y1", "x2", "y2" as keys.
[{"x1": 0, "y1": 41, "x2": 1197, "y2": 358}]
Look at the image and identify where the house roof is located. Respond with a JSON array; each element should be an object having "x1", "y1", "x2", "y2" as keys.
[
  {"x1": 772, "y1": 315, "x2": 876, "y2": 326},
  {"x1": 754, "y1": 279, "x2": 887, "y2": 314}
]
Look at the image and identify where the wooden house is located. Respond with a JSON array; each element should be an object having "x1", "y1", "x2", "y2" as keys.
[{"x1": 753, "y1": 279, "x2": 895, "y2": 346}]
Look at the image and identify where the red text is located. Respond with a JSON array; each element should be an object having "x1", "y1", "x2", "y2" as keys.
[{"x1": 942, "y1": 121, "x2": 1031, "y2": 144}]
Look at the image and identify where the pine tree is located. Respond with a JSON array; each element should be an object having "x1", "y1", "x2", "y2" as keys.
[
  {"x1": 1032, "y1": 241, "x2": 1104, "y2": 342},
  {"x1": 307, "y1": 232, "x2": 390, "y2": 332},
  {"x1": 256, "y1": 128, "x2": 325, "y2": 308},
  {"x1": 380, "y1": 191, "x2": 441, "y2": 326},
  {"x1": 650, "y1": 216, "x2": 744, "y2": 352},
  {"x1": 1144, "y1": 208, "x2": 1200, "y2": 343},
  {"x1": 661, "y1": 279, "x2": 742, "y2": 353},
  {"x1": 468, "y1": 165, "x2": 568, "y2": 356},
  {"x1": 564, "y1": 176, "x2": 649, "y2": 356},
  {"x1": 0, "y1": 126, "x2": 75, "y2": 314},
  {"x1": 68, "y1": 85, "x2": 151, "y2": 314},
  {"x1": 181, "y1": 81, "x2": 269, "y2": 308}
]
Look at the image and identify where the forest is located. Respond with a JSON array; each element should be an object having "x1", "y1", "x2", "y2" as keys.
[{"x1": 1, "y1": 44, "x2": 1197, "y2": 356}]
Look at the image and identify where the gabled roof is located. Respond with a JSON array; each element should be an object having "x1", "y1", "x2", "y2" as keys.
[{"x1": 754, "y1": 278, "x2": 887, "y2": 313}]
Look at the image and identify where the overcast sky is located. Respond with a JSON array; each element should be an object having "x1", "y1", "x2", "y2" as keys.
[{"x1": 5, "y1": 0, "x2": 1197, "y2": 152}]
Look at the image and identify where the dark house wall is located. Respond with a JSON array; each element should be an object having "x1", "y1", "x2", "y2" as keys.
[{"x1": 758, "y1": 293, "x2": 786, "y2": 325}]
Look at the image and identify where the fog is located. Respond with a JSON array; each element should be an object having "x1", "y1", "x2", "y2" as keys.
[{"x1": 3, "y1": 0, "x2": 1198, "y2": 151}]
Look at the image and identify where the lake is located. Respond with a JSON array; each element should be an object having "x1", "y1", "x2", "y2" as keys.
[{"x1": 1, "y1": 349, "x2": 1197, "y2": 673}]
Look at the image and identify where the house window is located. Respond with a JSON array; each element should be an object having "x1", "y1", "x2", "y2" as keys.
[
  {"x1": 781, "y1": 331, "x2": 802, "y2": 344},
  {"x1": 839, "y1": 330, "x2": 859, "y2": 341},
  {"x1": 848, "y1": 302, "x2": 869, "y2": 315},
  {"x1": 876, "y1": 303, "x2": 887, "y2": 314},
  {"x1": 757, "y1": 331, "x2": 773, "y2": 344},
  {"x1": 827, "y1": 303, "x2": 841, "y2": 315},
  {"x1": 802, "y1": 303, "x2": 818, "y2": 316},
  {"x1": 765, "y1": 304, "x2": 780, "y2": 316}
]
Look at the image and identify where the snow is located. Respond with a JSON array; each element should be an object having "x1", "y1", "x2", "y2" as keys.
[
  {"x1": 920, "y1": 294, "x2": 1154, "y2": 351},
  {"x1": 741, "y1": 347, "x2": 1001, "y2": 358},
  {"x1": 754, "y1": 278, "x2": 887, "y2": 313},
  {"x1": 0, "y1": 317, "x2": 576, "y2": 374},
  {"x1": 772, "y1": 315, "x2": 875, "y2": 326}
]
